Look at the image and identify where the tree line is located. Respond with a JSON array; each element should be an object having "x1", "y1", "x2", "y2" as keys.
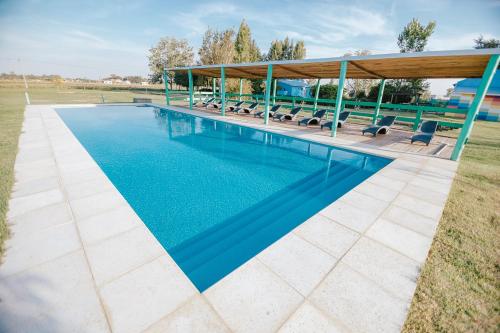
[
  {"x1": 148, "y1": 19, "x2": 306, "y2": 94},
  {"x1": 149, "y1": 18, "x2": 499, "y2": 102}
]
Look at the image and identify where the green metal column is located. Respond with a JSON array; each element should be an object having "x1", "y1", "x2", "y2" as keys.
[
  {"x1": 451, "y1": 54, "x2": 499, "y2": 161},
  {"x1": 272, "y1": 79, "x2": 277, "y2": 104},
  {"x1": 220, "y1": 67, "x2": 226, "y2": 116},
  {"x1": 188, "y1": 69, "x2": 193, "y2": 110},
  {"x1": 331, "y1": 61, "x2": 348, "y2": 137},
  {"x1": 163, "y1": 70, "x2": 170, "y2": 105},
  {"x1": 212, "y1": 78, "x2": 216, "y2": 98},
  {"x1": 263, "y1": 64, "x2": 273, "y2": 125},
  {"x1": 373, "y1": 79, "x2": 385, "y2": 124},
  {"x1": 313, "y1": 79, "x2": 321, "y2": 110},
  {"x1": 239, "y1": 79, "x2": 243, "y2": 102}
]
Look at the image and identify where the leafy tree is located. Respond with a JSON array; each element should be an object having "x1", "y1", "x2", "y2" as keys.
[
  {"x1": 234, "y1": 19, "x2": 261, "y2": 63},
  {"x1": 265, "y1": 38, "x2": 306, "y2": 60},
  {"x1": 344, "y1": 50, "x2": 376, "y2": 98},
  {"x1": 148, "y1": 37, "x2": 194, "y2": 86},
  {"x1": 367, "y1": 81, "x2": 414, "y2": 104},
  {"x1": 393, "y1": 18, "x2": 436, "y2": 103},
  {"x1": 474, "y1": 35, "x2": 500, "y2": 49},
  {"x1": 199, "y1": 28, "x2": 236, "y2": 65},
  {"x1": 397, "y1": 18, "x2": 436, "y2": 53},
  {"x1": 312, "y1": 83, "x2": 339, "y2": 100},
  {"x1": 234, "y1": 19, "x2": 262, "y2": 94}
]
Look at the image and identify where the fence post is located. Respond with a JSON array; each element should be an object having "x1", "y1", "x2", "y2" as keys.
[
  {"x1": 413, "y1": 109, "x2": 422, "y2": 131},
  {"x1": 331, "y1": 61, "x2": 347, "y2": 137},
  {"x1": 212, "y1": 78, "x2": 216, "y2": 98},
  {"x1": 272, "y1": 79, "x2": 277, "y2": 105},
  {"x1": 188, "y1": 69, "x2": 193, "y2": 110},
  {"x1": 451, "y1": 54, "x2": 499, "y2": 161},
  {"x1": 220, "y1": 67, "x2": 226, "y2": 116},
  {"x1": 373, "y1": 79, "x2": 385, "y2": 124},
  {"x1": 264, "y1": 64, "x2": 273, "y2": 125},
  {"x1": 239, "y1": 79, "x2": 243, "y2": 102},
  {"x1": 313, "y1": 79, "x2": 320, "y2": 111},
  {"x1": 163, "y1": 70, "x2": 170, "y2": 105}
]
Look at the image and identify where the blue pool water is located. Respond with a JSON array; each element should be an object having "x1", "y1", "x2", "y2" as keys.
[{"x1": 56, "y1": 105, "x2": 391, "y2": 291}]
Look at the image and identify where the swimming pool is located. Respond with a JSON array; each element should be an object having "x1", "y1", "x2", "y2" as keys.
[{"x1": 56, "y1": 105, "x2": 392, "y2": 291}]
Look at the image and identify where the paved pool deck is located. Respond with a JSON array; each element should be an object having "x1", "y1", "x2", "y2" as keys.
[{"x1": 0, "y1": 104, "x2": 458, "y2": 333}]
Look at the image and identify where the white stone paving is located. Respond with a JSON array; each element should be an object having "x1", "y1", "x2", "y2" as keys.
[{"x1": 0, "y1": 104, "x2": 458, "y2": 332}]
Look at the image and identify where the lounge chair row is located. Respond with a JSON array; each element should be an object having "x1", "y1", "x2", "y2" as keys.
[{"x1": 196, "y1": 98, "x2": 438, "y2": 145}]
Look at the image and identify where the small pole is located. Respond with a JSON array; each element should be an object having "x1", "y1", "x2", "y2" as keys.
[
  {"x1": 212, "y1": 78, "x2": 216, "y2": 98},
  {"x1": 263, "y1": 64, "x2": 273, "y2": 125},
  {"x1": 272, "y1": 79, "x2": 277, "y2": 105},
  {"x1": 163, "y1": 70, "x2": 170, "y2": 105},
  {"x1": 451, "y1": 55, "x2": 499, "y2": 161},
  {"x1": 188, "y1": 69, "x2": 193, "y2": 110},
  {"x1": 220, "y1": 67, "x2": 226, "y2": 116},
  {"x1": 331, "y1": 61, "x2": 348, "y2": 137},
  {"x1": 373, "y1": 79, "x2": 386, "y2": 124},
  {"x1": 313, "y1": 79, "x2": 321, "y2": 111},
  {"x1": 239, "y1": 79, "x2": 243, "y2": 102}
]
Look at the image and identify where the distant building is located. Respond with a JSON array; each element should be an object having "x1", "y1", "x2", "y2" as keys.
[
  {"x1": 141, "y1": 81, "x2": 149, "y2": 86},
  {"x1": 276, "y1": 79, "x2": 311, "y2": 98},
  {"x1": 447, "y1": 70, "x2": 500, "y2": 122}
]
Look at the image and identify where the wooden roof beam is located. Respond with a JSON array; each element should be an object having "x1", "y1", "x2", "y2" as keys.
[
  {"x1": 276, "y1": 65, "x2": 317, "y2": 78},
  {"x1": 349, "y1": 61, "x2": 386, "y2": 79}
]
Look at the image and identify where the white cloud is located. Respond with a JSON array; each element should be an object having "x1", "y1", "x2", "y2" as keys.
[{"x1": 427, "y1": 32, "x2": 498, "y2": 51}]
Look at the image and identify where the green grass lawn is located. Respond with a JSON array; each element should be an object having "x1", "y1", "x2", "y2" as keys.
[
  {"x1": 0, "y1": 83, "x2": 498, "y2": 332},
  {"x1": 403, "y1": 120, "x2": 500, "y2": 332}
]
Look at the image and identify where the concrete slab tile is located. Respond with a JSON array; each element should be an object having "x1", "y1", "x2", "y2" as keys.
[
  {"x1": 310, "y1": 263, "x2": 408, "y2": 333},
  {"x1": 366, "y1": 219, "x2": 433, "y2": 263},
  {"x1": 77, "y1": 205, "x2": 142, "y2": 245},
  {"x1": 0, "y1": 250, "x2": 109, "y2": 333},
  {"x1": 393, "y1": 194, "x2": 443, "y2": 220},
  {"x1": 65, "y1": 177, "x2": 115, "y2": 201},
  {"x1": 99, "y1": 255, "x2": 197, "y2": 333},
  {"x1": 354, "y1": 181, "x2": 399, "y2": 202},
  {"x1": 278, "y1": 301, "x2": 349, "y2": 333},
  {"x1": 11, "y1": 176, "x2": 60, "y2": 199},
  {"x1": 258, "y1": 233, "x2": 337, "y2": 296},
  {"x1": 294, "y1": 214, "x2": 359, "y2": 258},
  {"x1": 70, "y1": 190, "x2": 126, "y2": 221},
  {"x1": 320, "y1": 201, "x2": 378, "y2": 233},
  {"x1": 145, "y1": 296, "x2": 230, "y2": 333},
  {"x1": 341, "y1": 237, "x2": 420, "y2": 302},
  {"x1": 339, "y1": 190, "x2": 390, "y2": 217},
  {"x1": 7, "y1": 188, "x2": 65, "y2": 219},
  {"x1": 0, "y1": 222, "x2": 81, "y2": 278},
  {"x1": 7, "y1": 202, "x2": 72, "y2": 238},
  {"x1": 383, "y1": 205, "x2": 438, "y2": 238},
  {"x1": 85, "y1": 226, "x2": 165, "y2": 286},
  {"x1": 204, "y1": 259, "x2": 303, "y2": 333}
]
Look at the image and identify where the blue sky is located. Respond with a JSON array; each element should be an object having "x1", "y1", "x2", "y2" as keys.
[{"x1": 0, "y1": 0, "x2": 499, "y2": 94}]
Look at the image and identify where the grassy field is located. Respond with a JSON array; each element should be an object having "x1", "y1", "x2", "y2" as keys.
[
  {"x1": 403, "y1": 120, "x2": 500, "y2": 332},
  {"x1": 0, "y1": 83, "x2": 498, "y2": 331}
]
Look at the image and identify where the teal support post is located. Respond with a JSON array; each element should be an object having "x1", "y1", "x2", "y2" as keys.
[
  {"x1": 188, "y1": 69, "x2": 193, "y2": 110},
  {"x1": 163, "y1": 70, "x2": 170, "y2": 106},
  {"x1": 263, "y1": 64, "x2": 273, "y2": 125},
  {"x1": 239, "y1": 79, "x2": 243, "y2": 102},
  {"x1": 413, "y1": 109, "x2": 423, "y2": 131},
  {"x1": 220, "y1": 67, "x2": 226, "y2": 116},
  {"x1": 313, "y1": 79, "x2": 321, "y2": 111},
  {"x1": 331, "y1": 61, "x2": 348, "y2": 137},
  {"x1": 272, "y1": 79, "x2": 277, "y2": 105},
  {"x1": 372, "y1": 79, "x2": 385, "y2": 124},
  {"x1": 212, "y1": 78, "x2": 216, "y2": 98},
  {"x1": 451, "y1": 55, "x2": 499, "y2": 161}
]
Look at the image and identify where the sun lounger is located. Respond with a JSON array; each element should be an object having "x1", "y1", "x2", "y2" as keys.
[
  {"x1": 320, "y1": 111, "x2": 351, "y2": 130},
  {"x1": 298, "y1": 109, "x2": 327, "y2": 126},
  {"x1": 227, "y1": 101, "x2": 245, "y2": 111},
  {"x1": 411, "y1": 120, "x2": 438, "y2": 145},
  {"x1": 362, "y1": 115, "x2": 397, "y2": 136},
  {"x1": 254, "y1": 104, "x2": 281, "y2": 118},
  {"x1": 234, "y1": 102, "x2": 259, "y2": 114},
  {"x1": 195, "y1": 97, "x2": 215, "y2": 107},
  {"x1": 273, "y1": 107, "x2": 302, "y2": 121}
]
